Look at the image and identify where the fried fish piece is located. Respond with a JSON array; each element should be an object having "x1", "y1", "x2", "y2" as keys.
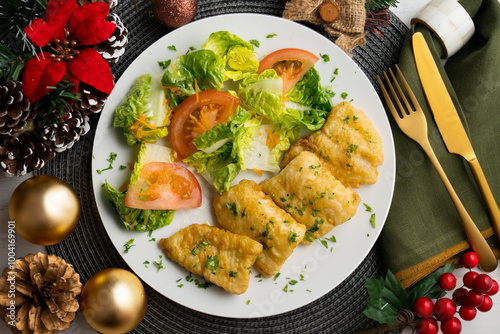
[
  {"x1": 213, "y1": 179, "x2": 306, "y2": 278},
  {"x1": 261, "y1": 151, "x2": 360, "y2": 244},
  {"x1": 159, "y1": 224, "x2": 262, "y2": 294},
  {"x1": 280, "y1": 101, "x2": 383, "y2": 188}
]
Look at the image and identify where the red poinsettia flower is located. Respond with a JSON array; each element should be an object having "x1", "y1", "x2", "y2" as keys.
[{"x1": 23, "y1": 0, "x2": 116, "y2": 103}]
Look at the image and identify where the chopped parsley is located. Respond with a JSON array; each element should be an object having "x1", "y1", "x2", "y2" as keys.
[
  {"x1": 206, "y1": 255, "x2": 220, "y2": 274},
  {"x1": 158, "y1": 59, "x2": 171, "y2": 69},
  {"x1": 341, "y1": 92, "x2": 348, "y2": 99},
  {"x1": 143, "y1": 260, "x2": 150, "y2": 268},
  {"x1": 97, "y1": 152, "x2": 118, "y2": 174},
  {"x1": 274, "y1": 272, "x2": 281, "y2": 281},
  {"x1": 346, "y1": 144, "x2": 359, "y2": 158},
  {"x1": 154, "y1": 255, "x2": 164, "y2": 271},
  {"x1": 249, "y1": 39, "x2": 260, "y2": 48},
  {"x1": 364, "y1": 203, "x2": 373, "y2": 212},
  {"x1": 191, "y1": 235, "x2": 211, "y2": 255},
  {"x1": 123, "y1": 239, "x2": 135, "y2": 253},
  {"x1": 288, "y1": 231, "x2": 298, "y2": 244},
  {"x1": 266, "y1": 33, "x2": 278, "y2": 38},
  {"x1": 225, "y1": 202, "x2": 238, "y2": 216},
  {"x1": 168, "y1": 45, "x2": 177, "y2": 51},
  {"x1": 370, "y1": 213, "x2": 376, "y2": 228},
  {"x1": 289, "y1": 280, "x2": 298, "y2": 285},
  {"x1": 246, "y1": 299, "x2": 251, "y2": 305},
  {"x1": 319, "y1": 53, "x2": 330, "y2": 62},
  {"x1": 229, "y1": 271, "x2": 238, "y2": 277}
]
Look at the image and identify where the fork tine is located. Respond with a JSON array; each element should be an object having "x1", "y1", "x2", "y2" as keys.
[
  {"x1": 383, "y1": 70, "x2": 407, "y2": 118},
  {"x1": 377, "y1": 74, "x2": 401, "y2": 122},
  {"x1": 395, "y1": 65, "x2": 420, "y2": 112},
  {"x1": 388, "y1": 68, "x2": 413, "y2": 115}
]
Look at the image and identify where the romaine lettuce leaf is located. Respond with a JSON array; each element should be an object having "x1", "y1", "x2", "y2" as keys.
[
  {"x1": 161, "y1": 49, "x2": 225, "y2": 106},
  {"x1": 104, "y1": 181, "x2": 175, "y2": 231},
  {"x1": 114, "y1": 74, "x2": 170, "y2": 146},
  {"x1": 202, "y1": 31, "x2": 259, "y2": 81},
  {"x1": 130, "y1": 142, "x2": 176, "y2": 185}
]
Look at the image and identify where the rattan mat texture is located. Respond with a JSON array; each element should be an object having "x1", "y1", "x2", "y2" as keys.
[{"x1": 35, "y1": 0, "x2": 408, "y2": 333}]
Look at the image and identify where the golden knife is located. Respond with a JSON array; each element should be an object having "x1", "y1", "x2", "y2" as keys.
[{"x1": 412, "y1": 32, "x2": 500, "y2": 245}]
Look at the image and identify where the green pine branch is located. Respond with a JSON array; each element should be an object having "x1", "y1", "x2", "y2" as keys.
[{"x1": 365, "y1": 0, "x2": 399, "y2": 12}]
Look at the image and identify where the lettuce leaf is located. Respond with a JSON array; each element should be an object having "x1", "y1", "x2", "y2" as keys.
[
  {"x1": 130, "y1": 142, "x2": 176, "y2": 185},
  {"x1": 114, "y1": 74, "x2": 170, "y2": 146},
  {"x1": 104, "y1": 181, "x2": 175, "y2": 231},
  {"x1": 202, "y1": 31, "x2": 259, "y2": 81},
  {"x1": 161, "y1": 49, "x2": 225, "y2": 107}
]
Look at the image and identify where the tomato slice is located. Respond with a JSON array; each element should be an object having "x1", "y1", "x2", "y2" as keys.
[
  {"x1": 170, "y1": 90, "x2": 240, "y2": 159},
  {"x1": 125, "y1": 162, "x2": 202, "y2": 210},
  {"x1": 257, "y1": 48, "x2": 319, "y2": 94}
]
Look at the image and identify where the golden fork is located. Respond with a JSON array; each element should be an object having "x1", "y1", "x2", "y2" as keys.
[{"x1": 378, "y1": 65, "x2": 498, "y2": 272}]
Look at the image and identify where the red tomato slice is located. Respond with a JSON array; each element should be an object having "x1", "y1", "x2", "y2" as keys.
[
  {"x1": 125, "y1": 162, "x2": 202, "y2": 210},
  {"x1": 170, "y1": 90, "x2": 240, "y2": 159},
  {"x1": 257, "y1": 48, "x2": 319, "y2": 94}
]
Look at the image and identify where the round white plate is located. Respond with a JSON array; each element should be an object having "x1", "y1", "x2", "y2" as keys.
[{"x1": 92, "y1": 13, "x2": 395, "y2": 318}]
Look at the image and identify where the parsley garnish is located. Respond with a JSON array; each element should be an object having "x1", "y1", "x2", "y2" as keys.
[
  {"x1": 364, "y1": 203, "x2": 373, "y2": 212},
  {"x1": 249, "y1": 39, "x2": 260, "y2": 48},
  {"x1": 288, "y1": 231, "x2": 298, "y2": 244},
  {"x1": 274, "y1": 272, "x2": 281, "y2": 281},
  {"x1": 168, "y1": 45, "x2": 177, "y2": 51},
  {"x1": 341, "y1": 92, "x2": 348, "y2": 99},
  {"x1": 225, "y1": 202, "x2": 238, "y2": 216},
  {"x1": 154, "y1": 255, "x2": 164, "y2": 271},
  {"x1": 266, "y1": 33, "x2": 278, "y2": 38},
  {"x1": 320, "y1": 53, "x2": 330, "y2": 62},
  {"x1": 346, "y1": 144, "x2": 359, "y2": 158},
  {"x1": 123, "y1": 239, "x2": 135, "y2": 253},
  {"x1": 229, "y1": 271, "x2": 238, "y2": 277},
  {"x1": 206, "y1": 255, "x2": 220, "y2": 274},
  {"x1": 370, "y1": 213, "x2": 376, "y2": 228},
  {"x1": 97, "y1": 152, "x2": 117, "y2": 174},
  {"x1": 158, "y1": 59, "x2": 171, "y2": 69}
]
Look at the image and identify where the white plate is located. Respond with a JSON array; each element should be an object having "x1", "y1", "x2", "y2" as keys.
[{"x1": 92, "y1": 13, "x2": 395, "y2": 318}]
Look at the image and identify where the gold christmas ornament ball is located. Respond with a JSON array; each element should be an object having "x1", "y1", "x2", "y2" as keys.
[
  {"x1": 80, "y1": 268, "x2": 147, "y2": 334},
  {"x1": 152, "y1": 0, "x2": 198, "y2": 28},
  {"x1": 9, "y1": 175, "x2": 80, "y2": 245}
]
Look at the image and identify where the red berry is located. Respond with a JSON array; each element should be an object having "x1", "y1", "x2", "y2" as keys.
[
  {"x1": 417, "y1": 318, "x2": 439, "y2": 334},
  {"x1": 452, "y1": 287, "x2": 468, "y2": 302},
  {"x1": 477, "y1": 295, "x2": 493, "y2": 312},
  {"x1": 441, "y1": 317, "x2": 462, "y2": 334},
  {"x1": 463, "y1": 271, "x2": 478, "y2": 289},
  {"x1": 434, "y1": 298, "x2": 457, "y2": 320},
  {"x1": 439, "y1": 273, "x2": 457, "y2": 291},
  {"x1": 485, "y1": 280, "x2": 499, "y2": 296},
  {"x1": 413, "y1": 297, "x2": 434, "y2": 318},
  {"x1": 474, "y1": 274, "x2": 493, "y2": 293},
  {"x1": 458, "y1": 304, "x2": 476, "y2": 321},
  {"x1": 465, "y1": 290, "x2": 484, "y2": 307},
  {"x1": 461, "y1": 251, "x2": 479, "y2": 268}
]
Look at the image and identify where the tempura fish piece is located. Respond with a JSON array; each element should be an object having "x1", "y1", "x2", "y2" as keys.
[
  {"x1": 213, "y1": 179, "x2": 306, "y2": 278},
  {"x1": 280, "y1": 101, "x2": 383, "y2": 188},
  {"x1": 159, "y1": 224, "x2": 262, "y2": 294},
  {"x1": 261, "y1": 151, "x2": 360, "y2": 244}
]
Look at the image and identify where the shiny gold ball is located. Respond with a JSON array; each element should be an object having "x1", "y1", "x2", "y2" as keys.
[
  {"x1": 9, "y1": 175, "x2": 81, "y2": 245},
  {"x1": 80, "y1": 268, "x2": 147, "y2": 334}
]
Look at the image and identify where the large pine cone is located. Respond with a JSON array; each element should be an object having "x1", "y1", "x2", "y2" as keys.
[
  {"x1": 40, "y1": 109, "x2": 90, "y2": 153},
  {"x1": 94, "y1": 13, "x2": 128, "y2": 65},
  {"x1": 0, "y1": 131, "x2": 55, "y2": 176},
  {"x1": 0, "y1": 81, "x2": 34, "y2": 136},
  {"x1": 78, "y1": 0, "x2": 118, "y2": 8},
  {"x1": 73, "y1": 83, "x2": 109, "y2": 116},
  {"x1": 0, "y1": 253, "x2": 82, "y2": 334}
]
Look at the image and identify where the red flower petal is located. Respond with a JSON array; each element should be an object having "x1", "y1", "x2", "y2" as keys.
[
  {"x1": 69, "y1": 3, "x2": 116, "y2": 45},
  {"x1": 67, "y1": 48, "x2": 114, "y2": 94},
  {"x1": 22, "y1": 52, "x2": 68, "y2": 103},
  {"x1": 24, "y1": 18, "x2": 55, "y2": 47},
  {"x1": 45, "y1": 0, "x2": 78, "y2": 23}
]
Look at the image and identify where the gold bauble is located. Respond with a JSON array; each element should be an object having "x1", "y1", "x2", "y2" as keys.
[
  {"x1": 9, "y1": 175, "x2": 81, "y2": 245},
  {"x1": 80, "y1": 268, "x2": 147, "y2": 334}
]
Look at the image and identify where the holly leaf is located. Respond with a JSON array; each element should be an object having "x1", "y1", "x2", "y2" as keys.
[
  {"x1": 407, "y1": 262, "x2": 454, "y2": 303},
  {"x1": 381, "y1": 270, "x2": 411, "y2": 309},
  {"x1": 69, "y1": 2, "x2": 116, "y2": 45},
  {"x1": 22, "y1": 52, "x2": 68, "y2": 103},
  {"x1": 363, "y1": 276, "x2": 400, "y2": 326},
  {"x1": 67, "y1": 48, "x2": 114, "y2": 94}
]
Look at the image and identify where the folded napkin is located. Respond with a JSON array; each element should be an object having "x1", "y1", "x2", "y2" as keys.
[{"x1": 380, "y1": 0, "x2": 500, "y2": 289}]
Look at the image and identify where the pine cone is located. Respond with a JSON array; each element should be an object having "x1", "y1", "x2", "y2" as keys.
[
  {"x1": 78, "y1": 0, "x2": 118, "y2": 8},
  {"x1": 74, "y1": 83, "x2": 109, "y2": 116},
  {"x1": 94, "y1": 13, "x2": 128, "y2": 65},
  {"x1": 0, "y1": 253, "x2": 82, "y2": 334},
  {"x1": 40, "y1": 109, "x2": 90, "y2": 153},
  {"x1": 0, "y1": 81, "x2": 34, "y2": 136},
  {"x1": 0, "y1": 131, "x2": 55, "y2": 177}
]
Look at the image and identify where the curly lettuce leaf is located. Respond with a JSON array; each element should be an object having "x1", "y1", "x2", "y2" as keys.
[
  {"x1": 114, "y1": 74, "x2": 170, "y2": 146},
  {"x1": 130, "y1": 142, "x2": 176, "y2": 185},
  {"x1": 161, "y1": 49, "x2": 225, "y2": 106},
  {"x1": 104, "y1": 181, "x2": 175, "y2": 231},
  {"x1": 202, "y1": 31, "x2": 259, "y2": 81}
]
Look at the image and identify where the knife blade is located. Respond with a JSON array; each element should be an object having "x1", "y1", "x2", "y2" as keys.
[{"x1": 412, "y1": 32, "x2": 500, "y2": 242}]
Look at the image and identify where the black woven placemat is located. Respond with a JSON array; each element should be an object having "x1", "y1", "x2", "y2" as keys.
[{"x1": 35, "y1": 1, "x2": 409, "y2": 333}]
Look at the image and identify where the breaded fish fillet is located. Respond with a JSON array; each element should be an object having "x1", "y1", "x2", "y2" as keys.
[
  {"x1": 213, "y1": 179, "x2": 306, "y2": 278},
  {"x1": 280, "y1": 101, "x2": 383, "y2": 188},
  {"x1": 159, "y1": 224, "x2": 262, "y2": 294},
  {"x1": 261, "y1": 151, "x2": 360, "y2": 244}
]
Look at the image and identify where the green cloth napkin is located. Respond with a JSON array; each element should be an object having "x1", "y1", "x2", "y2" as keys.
[{"x1": 380, "y1": 0, "x2": 500, "y2": 288}]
